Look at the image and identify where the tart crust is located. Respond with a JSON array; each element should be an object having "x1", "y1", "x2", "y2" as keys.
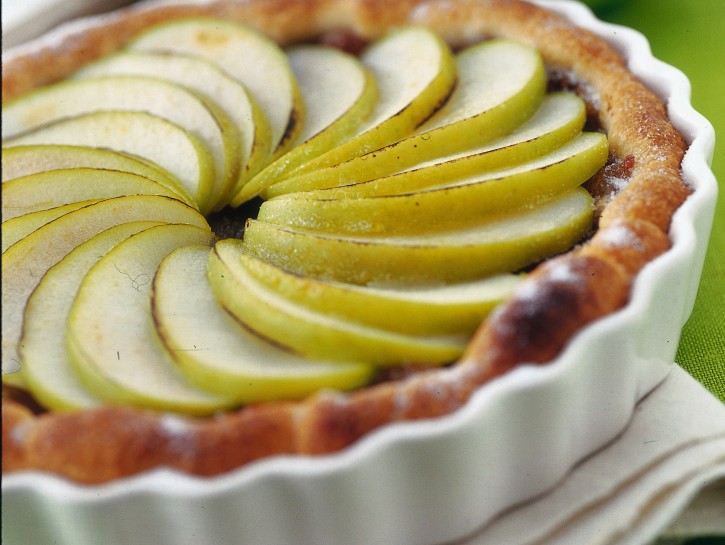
[{"x1": 1, "y1": 0, "x2": 688, "y2": 483}]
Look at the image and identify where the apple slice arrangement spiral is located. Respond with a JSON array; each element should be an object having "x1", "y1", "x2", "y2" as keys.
[{"x1": 1, "y1": 18, "x2": 608, "y2": 414}]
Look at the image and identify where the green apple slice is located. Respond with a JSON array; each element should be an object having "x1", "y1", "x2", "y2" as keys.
[
  {"x1": 231, "y1": 45, "x2": 377, "y2": 204},
  {"x1": 209, "y1": 241, "x2": 467, "y2": 365},
  {"x1": 1, "y1": 371, "x2": 26, "y2": 389},
  {"x1": 258, "y1": 132, "x2": 608, "y2": 235},
  {"x1": 1, "y1": 195, "x2": 209, "y2": 379},
  {"x1": 19, "y1": 221, "x2": 164, "y2": 411},
  {"x1": 2, "y1": 75, "x2": 239, "y2": 213},
  {"x1": 66, "y1": 223, "x2": 232, "y2": 414},
  {"x1": 128, "y1": 18, "x2": 302, "y2": 161},
  {"x1": 229, "y1": 240, "x2": 522, "y2": 336},
  {"x1": 1, "y1": 144, "x2": 194, "y2": 204},
  {"x1": 244, "y1": 188, "x2": 593, "y2": 286},
  {"x1": 293, "y1": 92, "x2": 588, "y2": 199},
  {"x1": 264, "y1": 26, "x2": 457, "y2": 184},
  {"x1": 152, "y1": 245, "x2": 373, "y2": 401},
  {"x1": 2, "y1": 168, "x2": 185, "y2": 220},
  {"x1": 264, "y1": 38, "x2": 546, "y2": 197},
  {"x1": 3, "y1": 111, "x2": 215, "y2": 210},
  {"x1": 2, "y1": 200, "x2": 100, "y2": 253},
  {"x1": 74, "y1": 51, "x2": 272, "y2": 201}
]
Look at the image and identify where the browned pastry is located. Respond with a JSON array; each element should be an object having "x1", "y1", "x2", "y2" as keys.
[{"x1": 1, "y1": 0, "x2": 688, "y2": 483}]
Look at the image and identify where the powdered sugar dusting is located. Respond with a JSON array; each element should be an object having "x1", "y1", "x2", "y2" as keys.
[
  {"x1": 389, "y1": 364, "x2": 467, "y2": 417},
  {"x1": 410, "y1": 0, "x2": 457, "y2": 21},
  {"x1": 159, "y1": 413, "x2": 192, "y2": 437},
  {"x1": 11, "y1": 421, "x2": 28, "y2": 445},
  {"x1": 598, "y1": 155, "x2": 636, "y2": 197},
  {"x1": 546, "y1": 259, "x2": 581, "y2": 284},
  {"x1": 511, "y1": 278, "x2": 544, "y2": 306},
  {"x1": 392, "y1": 385, "x2": 410, "y2": 416},
  {"x1": 515, "y1": 259, "x2": 581, "y2": 304},
  {"x1": 606, "y1": 176, "x2": 629, "y2": 193},
  {"x1": 516, "y1": 259, "x2": 580, "y2": 299},
  {"x1": 599, "y1": 224, "x2": 643, "y2": 251},
  {"x1": 160, "y1": 412, "x2": 203, "y2": 462},
  {"x1": 547, "y1": 66, "x2": 601, "y2": 111}
]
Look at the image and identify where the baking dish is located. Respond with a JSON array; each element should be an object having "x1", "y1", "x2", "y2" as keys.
[{"x1": 1, "y1": 1, "x2": 717, "y2": 544}]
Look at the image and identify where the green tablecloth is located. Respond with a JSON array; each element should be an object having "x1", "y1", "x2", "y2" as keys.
[{"x1": 592, "y1": 0, "x2": 724, "y2": 401}]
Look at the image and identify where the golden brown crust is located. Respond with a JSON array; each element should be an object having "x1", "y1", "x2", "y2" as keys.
[{"x1": 1, "y1": 0, "x2": 690, "y2": 483}]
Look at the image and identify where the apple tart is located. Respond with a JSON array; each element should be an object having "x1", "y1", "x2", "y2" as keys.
[{"x1": 1, "y1": 0, "x2": 696, "y2": 497}]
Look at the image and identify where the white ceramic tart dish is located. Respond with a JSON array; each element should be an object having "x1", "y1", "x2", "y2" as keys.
[{"x1": 1, "y1": 0, "x2": 717, "y2": 544}]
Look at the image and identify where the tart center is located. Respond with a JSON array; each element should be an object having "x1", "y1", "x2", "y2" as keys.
[{"x1": 2, "y1": 19, "x2": 609, "y2": 414}]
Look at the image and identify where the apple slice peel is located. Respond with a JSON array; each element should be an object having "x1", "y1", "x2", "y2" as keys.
[
  {"x1": 151, "y1": 245, "x2": 373, "y2": 401},
  {"x1": 66, "y1": 223, "x2": 233, "y2": 414},
  {"x1": 265, "y1": 26, "x2": 458, "y2": 185},
  {"x1": 73, "y1": 51, "x2": 271, "y2": 207},
  {"x1": 264, "y1": 38, "x2": 547, "y2": 197},
  {"x1": 2, "y1": 75, "x2": 240, "y2": 213},
  {"x1": 1, "y1": 144, "x2": 194, "y2": 204},
  {"x1": 234, "y1": 243, "x2": 522, "y2": 336},
  {"x1": 231, "y1": 45, "x2": 378, "y2": 204},
  {"x1": 2, "y1": 200, "x2": 102, "y2": 253},
  {"x1": 1, "y1": 195, "x2": 209, "y2": 378},
  {"x1": 244, "y1": 188, "x2": 594, "y2": 286},
  {"x1": 299, "y1": 91, "x2": 588, "y2": 199},
  {"x1": 209, "y1": 240, "x2": 468, "y2": 365},
  {"x1": 128, "y1": 18, "x2": 303, "y2": 165},
  {"x1": 1, "y1": 168, "x2": 186, "y2": 220},
  {"x1": 257, "y1": 132, "x2": 607, "y2": 236},
  {"x1": 19, "y1": 221, "x2": 165, "y2": 411},
  {"x1": 3, "y1": 110, "x2": 216, "y2": 211}
]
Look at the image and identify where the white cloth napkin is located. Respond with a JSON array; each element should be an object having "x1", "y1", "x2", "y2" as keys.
[{"x1": 458, "y1": 365, "x2": 725, "y2": 545}]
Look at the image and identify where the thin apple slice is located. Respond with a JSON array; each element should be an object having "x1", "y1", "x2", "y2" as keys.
[
  {"x1": 243, "y1": 188, "x2": 593, "y2": 286},
  {"x1": 152, "y1": 245, "x2": 372, "y2": 401},
  {"x1": 258, "y1": 132, "x2": 608, "y2": 235},
  {"x1": 3, "y1": 111, "x2": 215, "y2": 210},
  {"x1": 1, "y1": 195, "x2": 208, "y2": 378},
  {"x1": 264, "y1": 38, "x2": 546, "y2": 197},
  {"x1": 1, "y1": 144, "x2": 194, "y2": 203},
  {"x1": 2, "y1": 200, "x2": 101, "y2": 253},
  {"x1": 2, "y1": 168, "x2": 185, "y2": 220},
  {"x1": 128, "y1": 18, "x2": 302, "y2": 162},
  {"x1": 20, "y1": 221, "x2": 163, "y2": 411},
  {"x1": 261, "y1": 26, "x2": 457, "y2": 186},
  {"x1": 231, "y1": 45, "x2": 377, "y2": 204},
  {"x1": 74, "y1": 51, "x2": 272, "y2": 201},
  {"x1": 1, "y1": 371, "x2": 26, "y2": 389},
  {"x1": 231, "y1": 241, "x2": 522, "y2": 336},
  {"x1": 2, "y1": 75, "x2": 239, "y2": 212},
  {"x1": 293, "y1": 92, "x2": 588, "y2": 199},
  {"x1": 209, "y1": 240, "x2": 467, "y2": 365},
  {"x1": 66, "y1": 223, "x2": 232, "y2": 414}
]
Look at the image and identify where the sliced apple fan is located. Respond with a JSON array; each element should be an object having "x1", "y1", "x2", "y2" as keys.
[{"x1": 1, "y1": 19, "x2": 609, "y2": 411}]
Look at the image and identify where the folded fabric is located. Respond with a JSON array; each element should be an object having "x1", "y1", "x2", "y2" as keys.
[{"x1": 459, "y1": 365, "x2": 725, "y2": 545}]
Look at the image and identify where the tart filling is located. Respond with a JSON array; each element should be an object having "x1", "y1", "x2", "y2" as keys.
[{"x1": 1, "y1": 0, "x2": 689, "y2": 484}]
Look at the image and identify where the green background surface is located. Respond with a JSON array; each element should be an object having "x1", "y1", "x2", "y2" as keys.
[{"x1": 588, "y1": 0, "x2": 724, "y2": 402}]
